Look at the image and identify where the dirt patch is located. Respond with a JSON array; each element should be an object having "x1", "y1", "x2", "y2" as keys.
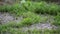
[{"x1": 0, "y1": 12, "x2": 23, "y2": 24}]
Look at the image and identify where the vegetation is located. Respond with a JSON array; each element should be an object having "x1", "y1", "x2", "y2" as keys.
[
  {"x1": 0, "y1": 0, "x2": 60, "y2": 34},
  {"x1": 52, "y1": 15, "x2": 60, "y2": 26},
  {"x1": 0, "y1": 1, "x2": 60, "y2": 15}
]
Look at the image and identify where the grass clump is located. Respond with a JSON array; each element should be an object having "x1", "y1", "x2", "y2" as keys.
[
  {"x1": 52, "y1": 15, "x2": 60, "y2": 26},
  {"x1": 17, "y1": 12, "x2": 41, "y2": 26},
  {"x1": 20, "y1": 18, "x2": 34, "y2": 26},
  {"x1": 0, "y1": 4, "x2": 27, "y2": 16},
  {"x1": 34, "y1": 2, "x2": 59, "y2": 15},
  {"x1": 48, "y1": 4, "x2": 59, "y2": 15},
  {"x1": 0, "y1": 5, "x2": 11, "y2": 12},
  {"x1": 20, "y1": 1, "x2": 60, "y2": 15}
]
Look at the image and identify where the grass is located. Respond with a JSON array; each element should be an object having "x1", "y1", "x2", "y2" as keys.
[
  {"x1": 0, "y1": 1, "x2": 60, "y2": 34},
  {"x1": 0, "y1": 28, "x2": 60, "y2": 34},
  {"x1": 19, "y1": 12, "x2": 42, "y2": 26},
  {"x1": 52, "y1": 15, "x2": 60, "y2": 26},
  {"x1": 0, "y1": 12, "x2": 43, "y2": 27},
  {"x1": 0, "y1": 1, "x2": 60, "y2": 15}
]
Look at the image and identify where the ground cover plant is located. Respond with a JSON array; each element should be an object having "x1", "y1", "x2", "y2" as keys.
[
  {"x1": 0, "y1": 0, "x2": 60, "y2": 34},
  {"x1": 0, "y1": 1, "x2": 60, "y2": 15}
]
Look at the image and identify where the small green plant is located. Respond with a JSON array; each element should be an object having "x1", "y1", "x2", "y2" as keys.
[
  {"x1": 52, "y1": 15, "x2": 60, "y2": 26},
  {"x1": 48, "y1": 4, "x2": 59, "y2": 15},
  {"x1": 28, "y1": 1, "x2": 60, "y2": 15},
  {"x1": 18, "y1": 12, "x2": 41, "y2": 26},
  {"x1": 20, "y1": 18, "x2": 33, "y2": 26},
  {"x1": 34, "y1": 1, "x2": 48, "y2": 14},
  {"x1": 0, "y1": 5, "x2": 11, "y2": 12}
]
